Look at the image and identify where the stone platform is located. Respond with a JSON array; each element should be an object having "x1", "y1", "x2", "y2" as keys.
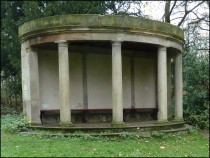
[{"x1": 30, "y1": 121, "x2": 187, "y2": 134}]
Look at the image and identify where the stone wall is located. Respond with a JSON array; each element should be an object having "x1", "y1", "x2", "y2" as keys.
[{"x1": 38, "y1": 47, "x2": 157, "y2": 110}]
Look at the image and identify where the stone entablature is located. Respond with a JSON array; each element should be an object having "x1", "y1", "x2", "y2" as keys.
[{"x1": 19, "y1": 14, "x2": 184, "y2": 46}]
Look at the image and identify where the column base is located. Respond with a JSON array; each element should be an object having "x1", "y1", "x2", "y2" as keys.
[
  {"x1": 111, "y1": 121, "x2": 124, "y2": 128},
  {"x1": 167, "y1": 117, "x2": 173, "y2": 121},
  {"x1": 173, "y1": 117, "x2": 184, "y2": 122},
  {"x1": 29, "y1": 120, "x2": 42, "y2": 126},
  {"x1": 155, "y1": 119, "x2": 169, "y2": 125},
  {"x1": 59, "y1": 121, "x2": 74, "y2": 127}
]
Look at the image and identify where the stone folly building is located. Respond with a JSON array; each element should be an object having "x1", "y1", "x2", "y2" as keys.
[{"x1": 19, "y1": 15, "x2": 184, "y2": 127}]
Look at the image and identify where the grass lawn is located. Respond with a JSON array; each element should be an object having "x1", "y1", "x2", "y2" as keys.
[{"x1": 1, "y1": 130, "x2": 209, "y2": 157}]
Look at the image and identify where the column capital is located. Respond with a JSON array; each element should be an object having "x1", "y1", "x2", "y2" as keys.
[
  {"x1": 174, "y1": 49, "x2": 183, "y2": 55},
  {"x1": 55, "y1": 40, "x2": 68, "y2": 47},
  {"x1": 176, "y1": 51, "x2": 183, "y2": 57},
  {"x1": 158, "y1": 46, "x2": 167, "y2": 51},
  {"x1": 112, "y1": 41, "x2": 122, "y2": 46}
]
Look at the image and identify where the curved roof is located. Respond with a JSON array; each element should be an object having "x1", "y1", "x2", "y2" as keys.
[{"x1": 19, "y1": 14, "x2": 184, "y2": 45}]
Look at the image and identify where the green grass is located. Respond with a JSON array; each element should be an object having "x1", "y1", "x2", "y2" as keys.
[{"x1": 1, "y1": 131, "x2": 209, "y2": 157}]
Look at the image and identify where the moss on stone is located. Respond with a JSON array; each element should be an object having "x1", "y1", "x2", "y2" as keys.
[
  {"x1": 172, "y1": 118, "x2": 184, "y2": 122},
  {"x1": 155, "y1": 120, "x2": 171, "y2": 125},
  {"x1": 111, "y1": 121, "x2": 125, "y2": 128},
  {"x1": 59, "y1": 121, "x2": 74, "y2": 127},
  {"x1": 19, "y1": 14, "x2": 184, "y2": 43}
]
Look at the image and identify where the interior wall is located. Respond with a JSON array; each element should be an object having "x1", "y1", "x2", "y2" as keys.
[
  {"x1": 39, "y1": 51, "x2": 59, "y2": 110},
  {"x1": 39, "y1": 51, "x2": 83, "y2": 110},
  {"x1": 38, "y1": 47, "x2": 157, "y2": 110},
  {"x1": 86, "y1": 53, "x2": 132, "y2": 109},
  {"x1": 122, "y1": 56, "x2": 132, "y2": 108},
  {"x1": 69, "y1": 52, "x2": 83, "y2": 109},
  {"x1": 134, "y1": 57, "x2": 157, "y2": 108},
  {"x1": 87, "y1": 53, "x2": 112, "y2": 109}
]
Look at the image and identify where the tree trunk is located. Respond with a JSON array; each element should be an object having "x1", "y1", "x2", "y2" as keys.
[{"x1": 165, "y1": 1, "x2": 171, "y2": 23}]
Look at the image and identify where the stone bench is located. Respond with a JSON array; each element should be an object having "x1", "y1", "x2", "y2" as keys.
[{"x1": 40, "y1": 108, "x2": 158, "y2": 124}]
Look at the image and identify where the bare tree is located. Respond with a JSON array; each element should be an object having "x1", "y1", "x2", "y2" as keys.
[
  {"x1": 163, "y1": 0, "x2": 209, "y2": 51},
  {"x1": 164, "y1": 0, "x2": 207, "y2": 27},
  {"x1": 164, "y1": 0, "x2": 177, "y2": 23}
]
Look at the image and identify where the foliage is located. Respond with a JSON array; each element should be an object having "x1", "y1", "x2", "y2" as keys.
[
  {"x1": 1, "y1": 105, "x2": 21, "y2": 115},
  {"x1": 151, "y1": 131, "x2": 165, "y2": 138},
  {"x1": 182, "y1": 21, "x2": 209, "y2": 130},
  {"x1": 1, "y1": 113, "x2": 29, "y2": 134},
  {"x1": 183, "y1": 50, "x2": 209, "y2": 129},
  {"x1": 119, "y1": 131, "x2": 138, "y2": 140},
  {"x1": 1, "y1": 74, "x2": 22, "y2": 108}
]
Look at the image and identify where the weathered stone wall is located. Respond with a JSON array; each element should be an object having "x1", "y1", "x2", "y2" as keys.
[
  {"x1": 87, "y1": 53, "x2": 112, "y2": 109},
  {"x1": 39, "y1": 51, "x2": 59, "y2": 110},
  {"x1": 134, "y1": 58, "x2": 156, "y2": 108},
  {"x1": 38, "y1": 47, "x2": 157, "y2": 110},
  {"x1": 39, "y1": 51, "x2": 84, "y2": 110}
]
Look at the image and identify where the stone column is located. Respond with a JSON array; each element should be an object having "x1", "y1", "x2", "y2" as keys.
[
  {"x1": 57, "y1": 40, "x2": 73, "y2": 126},
  {"x1": 157, "y1": 46, "x2": 168, "y2": 122},
  {"x1": 22, "y1": 42, "x2": 41, "y2": 125},
  {"x1": 111, "y1": 41, "x2": 124, "y2": 127},
  {"x1": 174, "y1": 52, "x2": 183, "y2": 121},
  {"x1": 167, "y1": 55, "x2": 172, "y2": 120},
  {"x1": 21, "y1": 42, "x2": 28, "y2": 116}
]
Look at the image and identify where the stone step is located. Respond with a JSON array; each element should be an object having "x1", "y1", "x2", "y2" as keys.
[
  {"x1": 21, "y1": 125, "x2": 189, "y2": 138},
  {"x1": 160, "y1": 127, "x2": 189, "y2": 133}
]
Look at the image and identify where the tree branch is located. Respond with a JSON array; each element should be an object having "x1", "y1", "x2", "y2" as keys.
[
  {"x1": 191, "y1": 10, "x2": 209, "y2": 22},
  {"x1": 171, "y1": 10, "x2": 186, "y2": 16},
  {"x1": 197, "y1": 25, "x2": 210, "y2": 31},
  {"x1": 171, "y1": 16, "x2": 184, "y2": 21},
  {"x1": 188, "y1": 1, "x2": 205, "y2": 13},
  {"x1": 169, "y1": 0, "x2": 177, "y2": 15},
  {"x1": 177, "y1": 1, "x2": 205, "y2": 26}
]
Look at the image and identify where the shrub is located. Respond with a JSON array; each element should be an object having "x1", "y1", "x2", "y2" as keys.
[
  {"x1": 1, "y1": 113, "x2": 29, "y2": 133},
  {"x1": 183, "y1": 50, "x2": 209, "y2": 130},
  {"x1": 1, "y1": 74, "x2": 22, "y2": 110},
  {"x1": 151, "y1": 131, "x2": 164, "y2": 138}
]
